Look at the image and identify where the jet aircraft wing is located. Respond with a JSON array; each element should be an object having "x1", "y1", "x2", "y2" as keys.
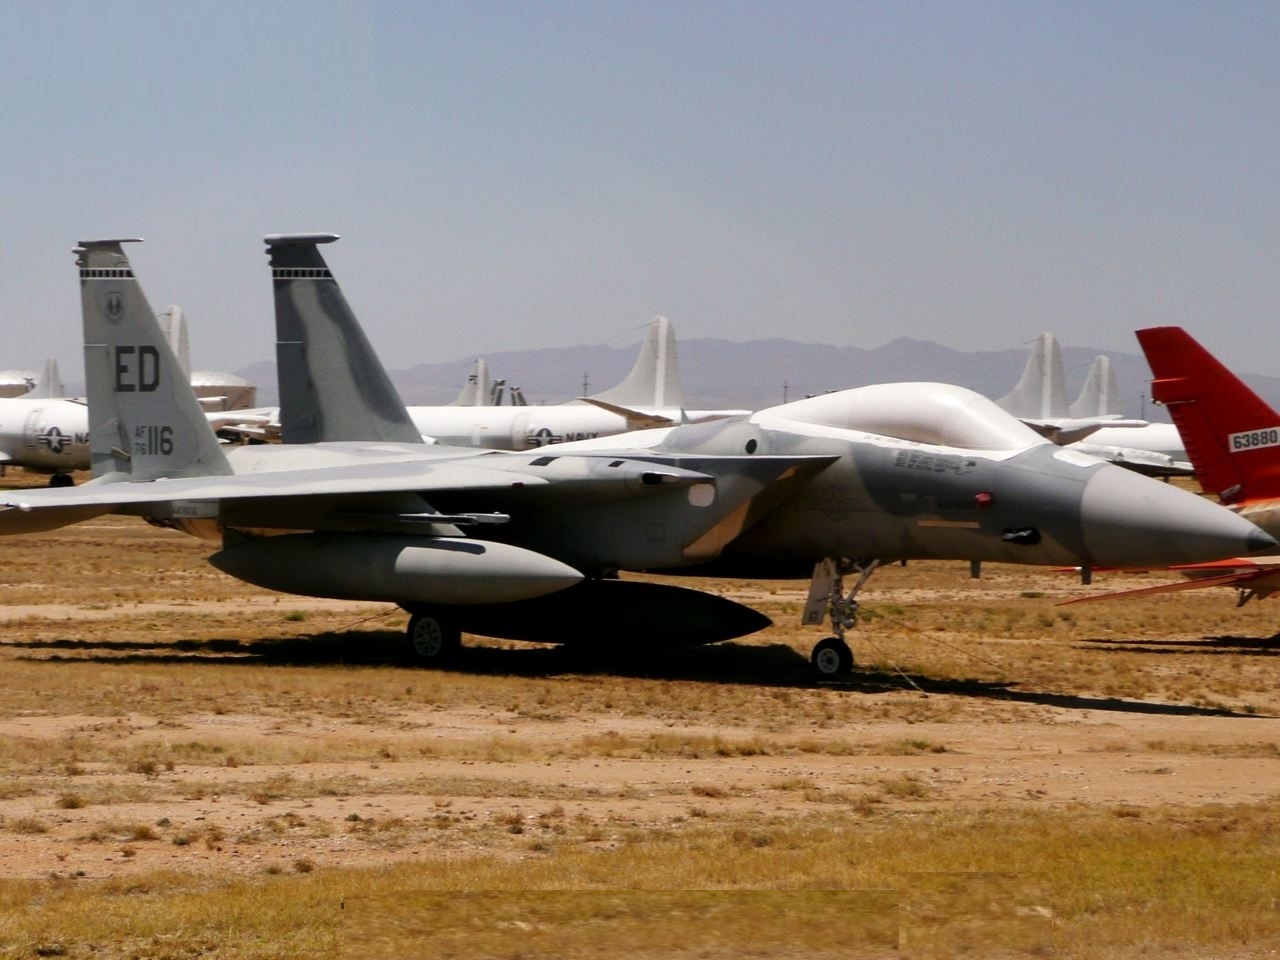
[
  {"x1": 0, "y1": 454, "x2": 721, "y2": 511},
  {"x1": 0, "y1": 444, "x2": 834, "y2": 544}
]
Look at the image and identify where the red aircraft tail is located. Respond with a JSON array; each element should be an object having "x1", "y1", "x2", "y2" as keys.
[{"x1": 1136, "y1": 326, "x2": 1280, "y2": 505}]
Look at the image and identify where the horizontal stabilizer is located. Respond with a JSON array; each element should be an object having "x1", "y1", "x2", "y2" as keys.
[
  {"x1": 0, "y1": 504, "x2": 111, "y2": 536},
  {"x1": 1021, "y1": 417, "x2": 1146, "y2": 446},
  {"x1": 577, "y1": 396, "x2": 678, "y2": 429}
]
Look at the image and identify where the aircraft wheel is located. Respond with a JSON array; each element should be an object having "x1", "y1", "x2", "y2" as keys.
[
  {"x1": 811, "y1": 636, "x2": 854, "y2": 677},
  {"x1": 48, "y1": 473, "x2": 74, "y2": 488},
  {"x1": 405, "y1": 612, "x2": 461, "y2": 666}
]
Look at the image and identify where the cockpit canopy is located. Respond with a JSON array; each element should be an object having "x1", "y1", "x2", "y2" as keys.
[{"x1": 769, "y1": 382, "x2": 1047, "y2": 451}]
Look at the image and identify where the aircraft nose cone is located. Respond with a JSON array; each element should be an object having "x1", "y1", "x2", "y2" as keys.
[{"x1": 1079, "y1": 464, "x2": 1276, "y2": 566}]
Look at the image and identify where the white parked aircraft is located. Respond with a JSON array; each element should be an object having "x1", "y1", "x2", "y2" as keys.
[
  {"x1": 0, "y1": 358, "x2": 88, "y2": 485},
  {"x1": 996, "y1": 332, "x2": 1189, "y2": 475},
  {"x1": 0, "y1": 308, "x2": 274, "y2": 483},
  {"x1": 398, "y1": 316, "x2": 747, "y2": 450}
]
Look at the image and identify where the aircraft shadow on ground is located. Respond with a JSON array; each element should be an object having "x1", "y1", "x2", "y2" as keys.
[
  {"x1": 1078, "y1": 635, "x2": 1280, "y2": 657},
  {"x1": 8, "y1": 632, "x2": 1264, "y2": 718}
]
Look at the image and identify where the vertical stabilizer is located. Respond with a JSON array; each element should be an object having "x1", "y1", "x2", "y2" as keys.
[
  {"x1": 76, "y1": 240, "x2": 232, "y2": 480},
  {"x1": 1137, "y1": 327, "x2": 1280, "y2": 504},
  {"x1": 451, "y1": 358, "x2": 492, "y2": 406},
  {"x1": 266, "y1": 234, "x2": 422, "y2": 445},
  {"x1": 995, "y1": 333, "x2": 1069, "y2": 420},
  {"x1": 157, "y1": 305, "x2": 192, "y2": 378},
  {"x1": 1069, "y1": 355, "x2": 1120, "y2": 419},
  {"x1": 589, "y1": 316, "x2": 684, "y2": 410},
  {"x1": 26, "y1": 358, "x2": 64, "y2": 400}
]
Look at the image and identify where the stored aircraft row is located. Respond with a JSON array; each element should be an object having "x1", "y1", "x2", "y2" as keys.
[
  {"x1": 0, "y1": 308, "x2": 742, "y2": 479},
  {"x1": 995, "y1": 332, "x2": 1189, "y2": 474},
  {"x1": 0, "y1": 236, "x2": 1271, "y2": 675}
]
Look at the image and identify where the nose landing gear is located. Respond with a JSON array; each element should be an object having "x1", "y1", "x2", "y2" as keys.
[{"x1": 802, "y1": 558, "x2": 881, "y2": 677}]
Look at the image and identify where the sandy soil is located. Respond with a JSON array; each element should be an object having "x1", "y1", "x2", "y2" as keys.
[{"x1": 1, "y1": 704, "x2": 1276, "y2": 881}]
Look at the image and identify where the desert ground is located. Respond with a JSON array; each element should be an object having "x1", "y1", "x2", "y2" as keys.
[{"x1": 1, "y1": 470, "x2": 1279, "y2": 958}]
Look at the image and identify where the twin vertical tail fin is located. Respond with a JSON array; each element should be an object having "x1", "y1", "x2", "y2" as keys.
[
  {"x1": 1136, "y1": 326, "x2": 1280, "y2": 504},
  {"x1": 76, "y1": 240, "x2": 232, "y2": 481},
  {"x1": 266, "y1": 234, "x2": 422, "y2": 445},
  {"x1": 589, "y1": 315, "x2": 684, "y2": 411}
]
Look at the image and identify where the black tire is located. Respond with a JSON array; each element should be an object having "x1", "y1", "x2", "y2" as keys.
[
  {"x1": 48, "y1": 473, "x2": 74, "y2": 488},
  {"x1": 405, "y1": 612, "x2": 462, "y2": 666},
  {"x1": 811, "y1": 636, "x2": 854, "y2": 677}
]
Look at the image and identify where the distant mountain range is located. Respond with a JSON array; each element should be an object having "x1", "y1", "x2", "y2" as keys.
[{"x1": 235, "y1": 335, "x2": 1280, "y2": 420}]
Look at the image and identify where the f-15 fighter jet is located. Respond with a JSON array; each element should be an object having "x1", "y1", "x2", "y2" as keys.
[{"x1": 0, "y1": 239, "x2": 1269, "y2": 676}]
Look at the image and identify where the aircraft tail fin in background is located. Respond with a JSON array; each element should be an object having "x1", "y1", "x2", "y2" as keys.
[
  {"x1": 1136, "y1": 326, "x2": 1280, "y2": 505},
  {"x1": 157, "y1": 305, "x2": 192, "y2": 378},
  {"x1": 451, "y1": 358, "x2": 493, "y2": 406},
  {"x1": 25, "y1": 358, "x2": 64, "y2": 400},
  {"x1": 996, "y1": 332, "x2": 1069, "y2": 420},
  {"x1": 589, "y1": 315, "x2": 684, "y2": 411},
  {"x1": 1070, "y1": 355, "x2": 1120, "y2": 419},
  {"x1": 76, "y1": 239, "x2": 233, "y2": 481},
  {"x1": 266, "y1": 233, "x2": 423, "y2": 445}
]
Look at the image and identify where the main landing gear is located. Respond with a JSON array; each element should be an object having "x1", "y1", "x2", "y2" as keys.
[
  {"x1": 405, "y1": 610, "x2": 462, "y2": 666},
  {"x1": 802, "y1": 558, "x2": 881, "y2": 677}
]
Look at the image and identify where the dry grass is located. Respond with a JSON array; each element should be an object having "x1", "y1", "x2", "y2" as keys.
[{"x1": 3, "y1": 804, "x2": 1278, "y2": 958}]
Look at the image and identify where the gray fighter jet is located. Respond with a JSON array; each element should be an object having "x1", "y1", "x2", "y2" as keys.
[
  {"x1": 0, "y1": 237, "x2": 1271, "y2": 676},
  {"x1": 266, "y1": 235, "x2": 1270, "y2": 672}
]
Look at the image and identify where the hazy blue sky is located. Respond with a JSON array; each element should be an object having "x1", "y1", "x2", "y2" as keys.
[{"x1": 3, "y1": 1, "x2": 1277, "y2": 380}]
